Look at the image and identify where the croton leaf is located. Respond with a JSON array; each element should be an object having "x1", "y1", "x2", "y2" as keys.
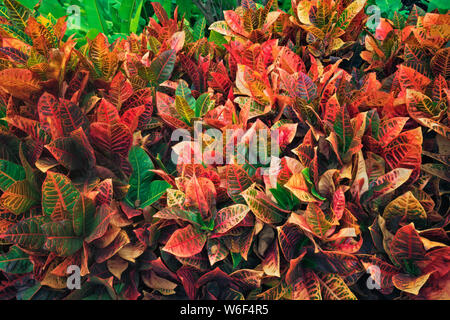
[
  {"x1": 318, "y1": 273, "x2": 357, "y2": 300},
  {"x1": 72, "y1": 195, "x2": 96, "y2": 237},
  {"x1": 225, "y1": 164, "x2": 252, "y2": 204},
  {"x1": 0, "y1": 245, "x2": 33, "y2": 274},
  {"x1": 42, "y1": 172, "x2": 80, "y2": 219},
  {"x1": 241, "y1": 183, "x2": 289, "y2": 224},
  {"x1": 41, "y1": 220, "x2": 83, "y2": 257},
  {"x1": 2, "y1": 216, "x2": 48, "y2": 250},
  {"x1": 390, "y1": 223, "x2": 427, "y2": 268},
  {"x1": 148, "y1": 50, "x2": 176, "y2": 85},
  {"x1": 213, "y1": 204, "x2": 250, "y2": 234},
  {"x1": 154, "y1": 207, "x2": 204, "y2": 227},
  {"x1": 295, "y1": 72, "x2": 317, "y2": 102},
  {"x1": 0, "y1": 180, "x2": 39, "y2": 215},
  {"x1": 0, "y1": 159, "x2": 25, "y2": 192},
  {"x1": 383, "y1": 191, "x2": 427, "y2": 230},
  {"x1": 162, "y1": 225, "x2": 207, "y2": 258}
]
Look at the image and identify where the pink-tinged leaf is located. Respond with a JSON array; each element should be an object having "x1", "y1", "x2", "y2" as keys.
[
  {"x1": 225, "y1": 164, "x2": 252, "y2": 204},
  {"x1": 58, "y1": 98, "x2": 89, "y2": 136},
  {"x1": 151, "y1": 2, "x2": 169, "y2": 25},
  {"x1": 208, "y1": 72, "x2": 232, "y2": 94},
  {"x1": 332, "y1": 187, "x2": 345, "y2": 221},
  {"x1": 122, "y1": 88, "x2": 153, "y2": 113},
  {"x1": 95, "y1": 179, "x2": 113, "y2": 206},
  {"x1": 224, "y1": 10, "x2": 245, "y2": 35},
  {"x1": 207, "y1": 238, "x2": 229, "y2": 266},
  {"x1": 262, "y1": 240, "x2": 280, "y2": 277},
  {"x1": 1, "y1": 216, "x2": 47, "y2": 250},
  {"x1": 305, "y1": 203, "x2": 335, "y2": 239},
  {"x1": 96, "y1": 99, "x2": 120, "y2": 125},
  {"x1": 184, "y1": 175, "x2": 216, "y2": 219},
  {"x1": 296, "y1": 72, "x2": 317, "y2": 102},
  {"x1": 360, "y1": 255, "x2": 401, "y2": 291},
  {"x1": 65, "y1": 70, "x2": 89, "y2": 102},
  {"x1": 384, "y1": 128, "x2": 423, "y2": 172},
  {"x1": 323, "y1": 94, "x2": 340, "y2": 124},
  {"x1": 231, "y1": 269, "x2": 264, "y2": 291},
  {"x1": 214, "y1": 204, "x2": 250, "y2": 234},
  {"x1": 38, "y1": 92, "x2": 60, "y2": 135},
  {"x1": 162, "y1": 225, "x2": 207, "y2": 258},
  {"x1": 84, "y1": 204, "x2": 117, "y2": 243},
  {"x1": 362, "y1": 168, "x2": 413, "y2": 201},
  {"x1": 315, "y1": 250, "x2": 364, "y2": 278},
  {"x1": 277, "y1": 223, "x2": 305, "y2": 261},
  {"x1": 5, "y1": 115, "x2": 51, "y2": 144},
  {"x1": 95, "y1": 229, "x2": 130, "y2": 263}
]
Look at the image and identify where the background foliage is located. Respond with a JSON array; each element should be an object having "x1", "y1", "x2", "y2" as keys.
[{"x1": 0, "y1": 0, "x2": 447, "y2": 300}]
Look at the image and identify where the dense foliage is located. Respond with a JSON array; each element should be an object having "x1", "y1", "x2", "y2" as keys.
[{"x1": 0, "y1": 0, "x2": 448, "y2": 300}]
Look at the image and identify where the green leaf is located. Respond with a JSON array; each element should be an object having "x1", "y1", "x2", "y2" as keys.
[
  {"x1": 0, "y1": 159, "x2": 25, "y2": 192},
  {"x1": 3, "y1": 0, "x2": 31, "y2": 31},
  {"x1": 85, "y1": 0, "x2": 109, "y2": 35},
  {"x1": 270, "y1": 183, "x2": 300, "y2": 211},
  {"x1": 231, "y1": 252, "x2": 242, "y2": 269},
  {"x1": 175, "y1": 95, "x2": 194, "y2": 124},
  {"x1": 176, "y1": 80, "x2": 195, "y2": 107},
  {"x1": 194, "y1": 93, "x2": 213, "y2": 117},
  {"x1": 193, "y1": 15, "x2": 206, "y2": 41},
  {"x1": 41, "y1": 220, "x2": 83, "y2": 257},
  {"x1": 72, "y1": 195, "x2": 96, "y2": 237},
  {"x1": 0, "y1": 180, "x2": 39, "y2": 215},
  {"x1": 333, "y1": 106, "x2": 353, "y2": 155},
  {"x1": 126, "y1": 146, "x2": 155, "y2": 207},
  {"x1": 140, "y1": 180, "x2": 171, "y2": 208},
  {"x1": 119, "y1": 0, "x2": 145, "y2": 34},
  {"x1": 42, "y1": 172, "x2": 80, "y2": 218},
  {"x1": 301, "y1": 168, "x2": 326, "y2": 201},
  {"x1": 0, "y1": 23, "x2": 32, "y2": 44},
  {"x1": 130, "y1": 0, "x2": 145, "y2": 33},
  {"x1": 0, "y1": 245, "x2": 33, "y2": 273}
]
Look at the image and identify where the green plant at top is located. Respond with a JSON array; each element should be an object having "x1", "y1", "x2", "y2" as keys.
[{"x1": 0, "y1": 0, "x2": 148, "y2": 44}]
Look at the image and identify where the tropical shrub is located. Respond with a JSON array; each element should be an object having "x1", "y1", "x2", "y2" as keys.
[{"x1": 0, "y1": 0, "x2": 448, "y2": 300}]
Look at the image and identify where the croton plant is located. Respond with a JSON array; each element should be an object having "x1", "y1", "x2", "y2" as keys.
[{"x1": 0, "y1": 0, "x2": 448, "y2": 300}]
